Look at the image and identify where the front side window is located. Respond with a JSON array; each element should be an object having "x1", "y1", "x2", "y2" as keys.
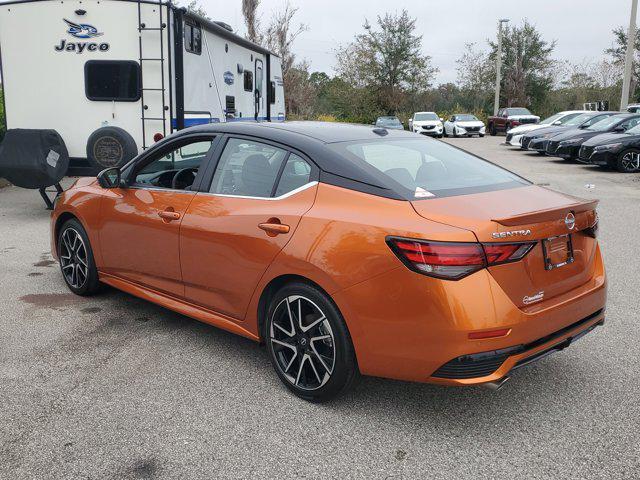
[
  {"x1": 329, "y1": 138, "x2": 528, "y2": 199},
  {"x1": 134, "y1": 139, "x2": 214, "y2": 190},
  {"x1": 85, "y1": 60, "x2": 141, "y2": 101},
  {"x1": 210, "y1": 138, "x2": 288, "y2": 197},
  {"x1": 184, "y1": 21, "x2": 202, "y2": 54}
]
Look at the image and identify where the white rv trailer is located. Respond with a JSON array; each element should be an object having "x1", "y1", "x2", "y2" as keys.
[{"x1": 0, "y1": 0, "x2": 285, "y2": 175}]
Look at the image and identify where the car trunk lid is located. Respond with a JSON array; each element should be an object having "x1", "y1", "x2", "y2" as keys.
[{"x1": 411, "y1": 185, "x2": 599, "y2": 308}]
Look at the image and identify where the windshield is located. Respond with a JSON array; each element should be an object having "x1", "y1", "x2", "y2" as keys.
[
  {"x1": 414, "y1": 113, "x2": 438, "y2": 121},
  {"x1": 329, "y1": 138, "x2": 528, "y2": 199},
  {"x1": 540, "y1": 113, "x2": 563, "y2": 124},
  {"x1": 507, "y1": 108, "x2": 531, "y2": 116},
  {"x1": 455, "y1": 114, "x2": 478, "y2": 121},
  {"x1": 587, "y1": 115, "x2": 627, "y2": 132},
  {"x1": 625, "y1": 123, "x2": 640, "y2": 134},
  {"x1": 376, "y1": 117, "x2": 402, "y2": 127}
]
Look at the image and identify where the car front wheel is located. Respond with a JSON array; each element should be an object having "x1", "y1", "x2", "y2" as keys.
[
  {"x1": 265, "y1": 282, "x2": 358, "y2": 402},
  {"x1": 58, "y1": 219, "x2": 101, "y2": 296},
  {"x1": 616, "y1": 149, "x2": 640, "y2": 172}
]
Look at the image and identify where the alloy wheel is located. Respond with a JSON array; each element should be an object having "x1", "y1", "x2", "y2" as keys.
[
  {"x1": 59, "y1": 228, "x2": 89, "y2": 289},
  {"x1": 620, "y1": 151, "x2": 640, "y2": 172},
  {"x1": 269, "y1": 295, "x2": 336, "y2": 391}
]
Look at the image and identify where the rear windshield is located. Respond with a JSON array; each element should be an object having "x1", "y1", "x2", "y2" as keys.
[{"x1": 329, "y1": 138, "x2": 528, "y2": 199}]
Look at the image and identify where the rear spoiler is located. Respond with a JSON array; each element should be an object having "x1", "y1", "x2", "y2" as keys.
[{"x1": 492, "y1": 199, "x2": 599, "y2": 226}]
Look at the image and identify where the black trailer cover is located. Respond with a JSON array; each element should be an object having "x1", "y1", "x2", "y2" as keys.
[{"x1": 0, "y1": 129, "x2": 69, "y2": 189}]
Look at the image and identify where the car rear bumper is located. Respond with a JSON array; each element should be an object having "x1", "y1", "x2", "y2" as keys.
[{"x1": 332, "y1": 244, "x2": 606, "y2": 386}]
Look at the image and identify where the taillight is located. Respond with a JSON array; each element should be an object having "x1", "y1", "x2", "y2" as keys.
[
  {"x1": 583, "y1": 218, "x2": 598, "y2": 238},
  {"x1": 153, "y1": 132, "x2": 164, "y2": 142},
  {"x1": 483, "y1": 243, "x2": 535, "y2": 266},
  {"x1": 387, "y1": 237, "x2": 535, "y2": 280}
]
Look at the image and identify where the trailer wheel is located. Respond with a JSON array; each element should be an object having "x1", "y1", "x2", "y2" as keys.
[{"x1": 86, "y1": 126, "x2": 138, "y2": 171}]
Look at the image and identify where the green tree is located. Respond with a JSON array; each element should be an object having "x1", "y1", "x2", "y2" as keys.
[
  {"x1": 455, "y1": 42, "x2": 494, "y2": 112},
  {"x1": 488, "y1": 20, "x2": 556, "y2": 111},
  {"x1": 336, "y1": 10, "x2": 437, "y2": 114},
  {"x1": 185, "y1": 0, "x2": 210, "y2": 20},
  {"x1": 605, "y1": 26, "x2": 640, "y2": 101}
]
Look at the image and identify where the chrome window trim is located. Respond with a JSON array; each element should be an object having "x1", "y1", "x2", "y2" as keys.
[{"x1": 203, "y1": 181, "x2": 318, "y2": 201}]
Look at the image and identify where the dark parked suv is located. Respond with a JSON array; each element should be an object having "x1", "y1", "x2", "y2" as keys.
[{"x1": 578, "y1": 123, "x2": 640, "y2": 172}]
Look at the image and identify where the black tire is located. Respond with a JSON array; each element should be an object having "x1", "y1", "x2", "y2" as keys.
[
  {"x1": 452, "y1": 126, "x2": 458, "y2": 138},
  {"x1": 265, "y1": 282, "x2": 358, "y2": 402},
  {"x1": 489, "y1": 123, "x2": 497, "y2": 136},
  {"x1": 86, "y1": 126, "x2": 138, "y2": 172},
  {"x1": 443, "y1": 127, "x2": 448, "y2": 138},
  {"x1": 57, "y1": 218, "x2": 100, "y2": 296},
  {"x1": 615, "y1": 148, "x2": 640, "y2": 173},
  {"x1": 479, "y1": 133, "x2": 485, "y2": 137}
]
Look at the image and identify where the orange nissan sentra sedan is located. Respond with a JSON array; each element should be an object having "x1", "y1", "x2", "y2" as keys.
[{"x1": 51, "y1": 122, "x2": 606, "y2": 401}]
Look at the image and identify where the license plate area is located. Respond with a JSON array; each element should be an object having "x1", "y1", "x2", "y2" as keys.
[{"x1": 541, "y1": 234, "x2": 574, "y2": 270}]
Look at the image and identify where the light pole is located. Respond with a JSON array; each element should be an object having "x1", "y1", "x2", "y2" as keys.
[
  {"x1": 621, "y1": 0, "x2": 638, "y2": 110},
  {"x1": 494, "y1": 19, "x2": 509, "y2": 116}
]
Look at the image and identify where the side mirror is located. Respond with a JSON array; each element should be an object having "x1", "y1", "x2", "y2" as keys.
[
  {"x1": 553, "y1": 120, "x2": 562, "y2": 125},
  {"x1": 439, "y1": 117, "x2": 444, "y2": 122},
  {"x1": 613, "y1": 125, "x2": 625, "y2": 132},
  {"x1": 97, "y1": 167, "x2": 122, "y2": 189}
]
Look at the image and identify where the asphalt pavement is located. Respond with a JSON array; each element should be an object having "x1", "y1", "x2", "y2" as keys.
[{"x1": 1, "y1": 135, "x2": 639, "y2": 479}]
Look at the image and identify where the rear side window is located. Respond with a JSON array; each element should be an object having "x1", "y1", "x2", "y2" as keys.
[
  {"x1": 210, "y1": 138, "x2": 288, "y2": 197},
  {"x1": 275, "y1": 154, "x2": 312, "y2": 196},
  {"x1": 85, "y1": 60, "x2": 141, "y2": 101},
  {"x1": 329, "y1": 139, "x2": 528, "y2": 199},
  {"x1": 184, "y1": 21, "x2": 202, "y2": 54}
]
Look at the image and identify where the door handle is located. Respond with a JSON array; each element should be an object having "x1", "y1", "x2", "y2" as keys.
[
  {"x1": 258, "y1": 222, "x2": 290, "y2": 236},
  {"x1": 158, "y1": 210, "x2": 181, "y2": 221}
]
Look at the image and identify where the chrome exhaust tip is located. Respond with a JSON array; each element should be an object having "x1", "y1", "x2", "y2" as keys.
[{"x1": 482, "y1": 376, "x2": 510, "y2": 391}]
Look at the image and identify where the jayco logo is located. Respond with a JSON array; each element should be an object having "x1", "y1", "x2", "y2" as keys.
[{"x1": 55, "y1": 19, "x2": 109, "y2": 53}]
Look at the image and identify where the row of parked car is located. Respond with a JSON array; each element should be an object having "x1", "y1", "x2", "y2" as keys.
[
  {"x1": 375, "y1": 112, "x2": 487, "y2": 138},
  {"x1": 504, "y1": 110, "x2": 640, "y2": 173}
]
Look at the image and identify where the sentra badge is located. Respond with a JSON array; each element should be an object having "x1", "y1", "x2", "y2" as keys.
[{"x1": 492, "y1": 229, "x2": 532, "y2": 239}]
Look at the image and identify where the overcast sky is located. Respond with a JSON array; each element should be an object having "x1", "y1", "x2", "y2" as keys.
[{"x1": 200, "y1": 0, "x2": 633, "y2": 84}]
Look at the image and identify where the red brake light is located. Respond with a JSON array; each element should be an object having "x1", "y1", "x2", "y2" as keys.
[
  {"x1": 483, "y1": 243, "x2": 535, "y2": 265},
  {"x1": 387, "y1": 237, "x2": 536, "y2": 280},
  {"x1": 388, "y1": 239, "x2": 485, "y2": 280}
]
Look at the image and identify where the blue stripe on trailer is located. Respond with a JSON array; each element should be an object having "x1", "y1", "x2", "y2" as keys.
[{"x1": 171, "y1": 116, "x2": 285, "y2": 128}]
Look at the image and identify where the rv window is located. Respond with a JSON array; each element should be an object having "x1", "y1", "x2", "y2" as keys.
[
  {"x1": 244, "y1": 71, "x2": 253, "y2": 92},
  {"x1": 184, "y1": 21, "x2": 202, "y2": 54},
  {"x1": 84, "y1": 60, "x2": 141, "y2": 102}
]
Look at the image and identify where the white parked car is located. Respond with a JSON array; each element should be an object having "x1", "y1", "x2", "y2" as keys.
[
  {"x1": 505, "y1": 110, "x2": 587, "y2": 147},
  {"x1": 443, "y1": 114, "x2": 485, "y2": 137},
  {"x1": 409, "y1": 112, "x2": 443, "y2": 138}
]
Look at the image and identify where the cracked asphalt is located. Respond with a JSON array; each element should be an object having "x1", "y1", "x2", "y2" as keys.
[{"x1": 1, "y1": 135, "x2": 639, "y2": 479}]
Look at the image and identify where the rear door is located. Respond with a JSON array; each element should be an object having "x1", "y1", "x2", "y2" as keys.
[{"x1": 180, "y1": 136, "x2": 318, "y2": 319}]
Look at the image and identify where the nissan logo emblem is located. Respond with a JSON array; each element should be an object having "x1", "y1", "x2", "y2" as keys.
[{"x1": 565, "y1": 212, "x2": 576, "y2": 230}]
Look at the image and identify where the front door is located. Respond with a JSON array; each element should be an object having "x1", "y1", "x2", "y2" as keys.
[
  {"x1": 180, "y1": 136, "x2": 318, "y2": 319},
  {"x1": 99, "y1": 136, "x2": 217, "y2": 297}
]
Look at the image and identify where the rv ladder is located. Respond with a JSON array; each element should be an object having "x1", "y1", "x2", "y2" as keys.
[{"x1": 137, "y1": 0, "x2": 168, "y2": 150}]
